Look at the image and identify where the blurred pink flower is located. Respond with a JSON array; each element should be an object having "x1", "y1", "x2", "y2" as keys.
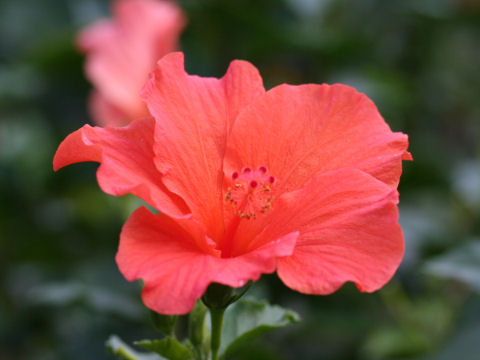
[
  {"x1": 77, "y1": 0, "x2": 186, "y2": 126},
  {"x1": 54, "y1": 53, "x2": 411, "y2": 314}
]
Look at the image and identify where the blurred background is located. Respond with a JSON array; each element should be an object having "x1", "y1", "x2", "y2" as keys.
[{"x1": 1, "y1": 0, "x2": 479, "y2": 359}]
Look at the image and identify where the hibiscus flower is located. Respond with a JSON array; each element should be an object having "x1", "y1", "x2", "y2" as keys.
[
  {"x1": 54, "y1": 52, "x2": 412, "y2": 314},
  {"x1": 77, "y1": 0, "x2": 186, "y2": 126}
]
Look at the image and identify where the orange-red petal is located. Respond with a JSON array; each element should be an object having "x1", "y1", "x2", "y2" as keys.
[
  {"x1": 77, "y1": 0, "x2": 185, "y2": 125},
  {"x1": 253, "y1": 168, "x2": 404, "y2": 294},
  {"x1": 116, "y1": 207, "x2": 297, "y2": 314},
  {"x1": 141, "y1": 52, "x2": 265, "y2": 241},
  {"x1": 53, "y1": 118, "x2": 188, "y2": 218},
  {"x1": 225, "y1": 83, "x2": 410, "y2": 195}
]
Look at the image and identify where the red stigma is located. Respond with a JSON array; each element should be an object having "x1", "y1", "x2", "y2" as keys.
[{"x1": 225, "y1": 164, "x2": 277, "y2": 220}]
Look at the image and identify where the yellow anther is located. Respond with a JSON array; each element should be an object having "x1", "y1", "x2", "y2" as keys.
[{"x1": 225, "y1": 166, "x2": 277, "y2": 220}]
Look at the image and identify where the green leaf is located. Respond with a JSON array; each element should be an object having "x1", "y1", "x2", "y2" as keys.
[
  {"x1": 423, "y1": 240, "x2": 480, "y2": 292},
  {"x1": 106, "y1": 335, "x2": 164, "y2": 360},
  {"x1": 135, "y1": 337, "x2": 194, "y2": 360},
  {"x1": 220, "y1": 298, "x2": 300, "y2": 359}
]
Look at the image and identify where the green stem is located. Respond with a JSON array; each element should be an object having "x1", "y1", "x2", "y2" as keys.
[{"x1": 210, "y1": 307, "x2": 226, "y2": 360}]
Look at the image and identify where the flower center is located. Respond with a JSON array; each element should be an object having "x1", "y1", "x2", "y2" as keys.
[{"x1": 225, "y1": 166, "x2": 276, "y2": 220}]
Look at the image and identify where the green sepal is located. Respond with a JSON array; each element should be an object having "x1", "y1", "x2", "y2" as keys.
[
  {"x1": 188, "y1": 300, "x2": 210, "y2": 359},
  {"x1": 135, "y1": 337, "x2": 194, "y2": 360},
  {"x1": 151, "y1": 311, "x2": 178, "y2": 336},
  {"x1": 220, "y1": 298, "x2": 300, "y2": 359},
  {"x1": 202, "y1": 283, "x2": 235, "y2": 310},
  {"x1": 106, "y1": 335, "x2": 163, "y2": 360}
]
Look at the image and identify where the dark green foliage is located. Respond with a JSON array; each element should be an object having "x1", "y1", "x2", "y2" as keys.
[{"x1": 1, "y1": 0, "x2": 480, "y2": 359}]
